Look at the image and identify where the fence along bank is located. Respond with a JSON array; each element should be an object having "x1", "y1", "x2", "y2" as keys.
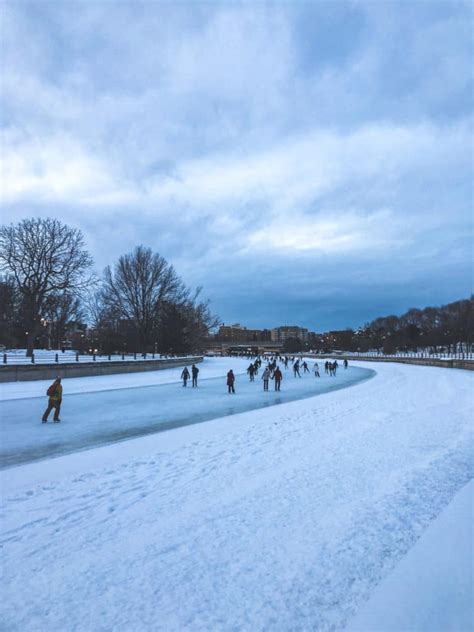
[{"x1": 0, "y1": 356, "x2": 204, "y2": 382}]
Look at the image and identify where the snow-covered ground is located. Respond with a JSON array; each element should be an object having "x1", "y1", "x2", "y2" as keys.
[
  {"x1": 0, "y1": 357, "x2": 373, "y2": 467},
  {"x1": 339, "y1": 350, "x2": 473, "y2": 360},
  {"x1": 1, "y1": 360, "x2": 472, "y2": 631},
  {"x1": 347, "y1": 480, "x2": 473, "y2": 632},
  {"x1": 1, "y1": 348, "x2": 198, "y2": 365}
]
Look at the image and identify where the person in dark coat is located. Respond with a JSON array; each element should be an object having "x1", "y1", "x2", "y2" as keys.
[
  {"x1": 181, "y1": 367, "x2": 190, "y2": 387},
  {"x1": 192, "y1": 364, "x2": 199, "y2": 387},
  {"x1": 273, "y1": 366, "x2": 282, "y2": 391},
  {"x1": 247, "y1": 363, "x2": 255, "y2": 381},
  {"x1": 227, "y1": 369, "x2": 235, "y2": 394}
]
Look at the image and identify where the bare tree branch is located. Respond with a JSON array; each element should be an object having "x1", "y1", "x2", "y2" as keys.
[{"x1": 0, "y1": 218, "x2": 93, "y2": 355}]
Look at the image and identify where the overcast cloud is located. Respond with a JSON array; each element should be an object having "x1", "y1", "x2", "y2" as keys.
[{"x1": 1, "y1": 1, "x2": 472, "y2": 330}]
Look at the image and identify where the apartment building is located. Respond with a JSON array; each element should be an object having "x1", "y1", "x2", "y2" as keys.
[{"x1": 270, "y1": 326, "x2": 310, "y2": 342}]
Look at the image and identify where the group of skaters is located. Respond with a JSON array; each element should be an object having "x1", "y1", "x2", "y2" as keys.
[
  {"x1": 180, "y1": 364, "x2": 200, "y2": 387},
  {"x1": 189, "y1": 353, "x2": 349, "y2": 395},
  {"x1": 42, "y1": 356, "x2": 350, "y2": 421},
  {"x1": 324, "y1": 359, "x2": 349, "y2": 376},
  {"x1": 224, "y1": 354, "x2": 349, "y2": 394}
]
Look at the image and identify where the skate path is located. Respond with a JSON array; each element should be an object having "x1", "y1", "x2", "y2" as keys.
[
  {"x1": 0, "y1": 362, "x2": 373, "y2": 468},
  {"x1": 0, "y1": 361, "x2": 472, "y2": 631}
]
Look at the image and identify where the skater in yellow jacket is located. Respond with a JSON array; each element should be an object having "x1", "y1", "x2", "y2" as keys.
[{"x1": 42, "y1": 377, "x2": 63, "y2": 423}]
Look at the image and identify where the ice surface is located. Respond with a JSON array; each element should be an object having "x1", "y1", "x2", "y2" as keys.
[
  {"x1": 0, "y1": 356, "x2": 239, "y2": 401},
  {"x1": 1, "y1": 361, "x2": 472, "y2": 631},
  {"x1": 0, "y1": 358, "x2": 373, "y2": 467}
]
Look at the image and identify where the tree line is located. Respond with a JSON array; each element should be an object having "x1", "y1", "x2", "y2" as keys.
[
  {"x1": 0, "y1": 218, "x2": 219, "y2": 356},
  {"x1": 318, "y1": 297, "x2": 473, "y2": 354}
]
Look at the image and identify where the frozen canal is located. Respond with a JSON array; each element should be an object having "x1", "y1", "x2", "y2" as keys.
[
  {"x1": 0, "y1": 360, "x2": 373, "y2": 468},
  {"x1": 1, "y1": 360, "x2": 472, "y2": 631}
]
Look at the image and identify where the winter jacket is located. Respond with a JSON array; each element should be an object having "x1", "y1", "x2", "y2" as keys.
[
  {"x1": 226, "y1": 371, "x2": 235, "y2": 385},
  {"x1": 50, "y1": 384, "x2": 62, "y2": 402}
]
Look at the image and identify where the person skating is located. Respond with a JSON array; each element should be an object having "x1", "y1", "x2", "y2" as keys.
[
  {"x1": 273, "y1": 366, "x2": 282, "y2": 391},
  {"x1": 325, "y1": 361, "x2": 329, "y2": 374},
  {"x1": 181, "y1": 366, "x2": 190, "y2": 387},
  {"x1": 192, "y1": 364, "x2": 199, "y2": 387},
  {"x1": 293, "y1": 360, "x2": 301, "y2": 378},
  {"x1": 247, "y1": 363, "x2": 255, "y2": 382},
  {"x1": 313, "y1": 362, "x2": 320, "y2": 377},
  {"x1": 227, "y1": 369, "x2": 235, "y2": 394},
  {"x1": 262, "y1": 367, "x2": 270, "y2": 391},
  {"x1": 42, "y1": 377, "x2": 62, "y2": 423},
  {"x1": 302, "y1": 361, "x2": 310, "y2": 373},
  {"x1": 344, "y1": 359, "x2": 348, "y2": 369}
]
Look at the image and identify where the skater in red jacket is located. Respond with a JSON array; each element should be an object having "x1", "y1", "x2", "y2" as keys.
[
  {"x1": 273, "y1": 366, "x2": 283, "y2": 391},
  {"x1": 227, "y1": 369, "x2": 235, "y2": 394}
]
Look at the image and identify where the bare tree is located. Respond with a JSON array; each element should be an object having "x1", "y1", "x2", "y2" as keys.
[
  {"x1": 181, "y1": 287, "x2": 220, "y2": 351},
  {"x1": 0, "y1": 274, "x2": 19, "y2": 347},
  {"x1": 0, "y1": 218, "x2": 93, "y2": 355},
  {"x1": 157, "y1": 287, "x2": 220, "y2": 354},
  {"x1": 82, "y1": 287, "x2": 130, "y2": 355},
  {"x1": 103, "y1": 246, "x2": 183, "y2": 351},
  {"x1": 42, "y1": 291, "x2": 84, "y2": 349}
]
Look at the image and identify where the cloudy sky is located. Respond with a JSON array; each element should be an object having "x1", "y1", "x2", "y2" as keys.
[{"x1": 1, "y1": 1, "x2": 472, "y2": 331}]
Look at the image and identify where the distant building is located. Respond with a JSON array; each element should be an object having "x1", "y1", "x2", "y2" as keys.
[
  {"x1": 216, "y1": 324, "x2": 272, "y2": 342},
  {"x1": 216, "y1": 324, "x2": 249, "y2": 342},
  {"x1": 213, "y1": 323, "x2": 319, "y2": 350},
  {"x1": 271, "y1": 326, "x2": 310, "y2": 343}
]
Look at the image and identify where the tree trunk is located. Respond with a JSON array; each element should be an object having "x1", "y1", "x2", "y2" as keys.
[{"x1": 26, "y1": 331, "x2": 36, "y2": 357}]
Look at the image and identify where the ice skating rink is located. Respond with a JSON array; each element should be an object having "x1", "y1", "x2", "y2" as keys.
[{"x1": 0, "y1": 357, "x2": 373, "y2": 467}]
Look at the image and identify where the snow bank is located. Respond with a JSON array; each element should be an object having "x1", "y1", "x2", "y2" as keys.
[
  {"x1": 346, "y1": 480, "x2": 473, "y2": 631},
  {"x1": 2, "y1": 348, "x2": 198, "y2": 365}
]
